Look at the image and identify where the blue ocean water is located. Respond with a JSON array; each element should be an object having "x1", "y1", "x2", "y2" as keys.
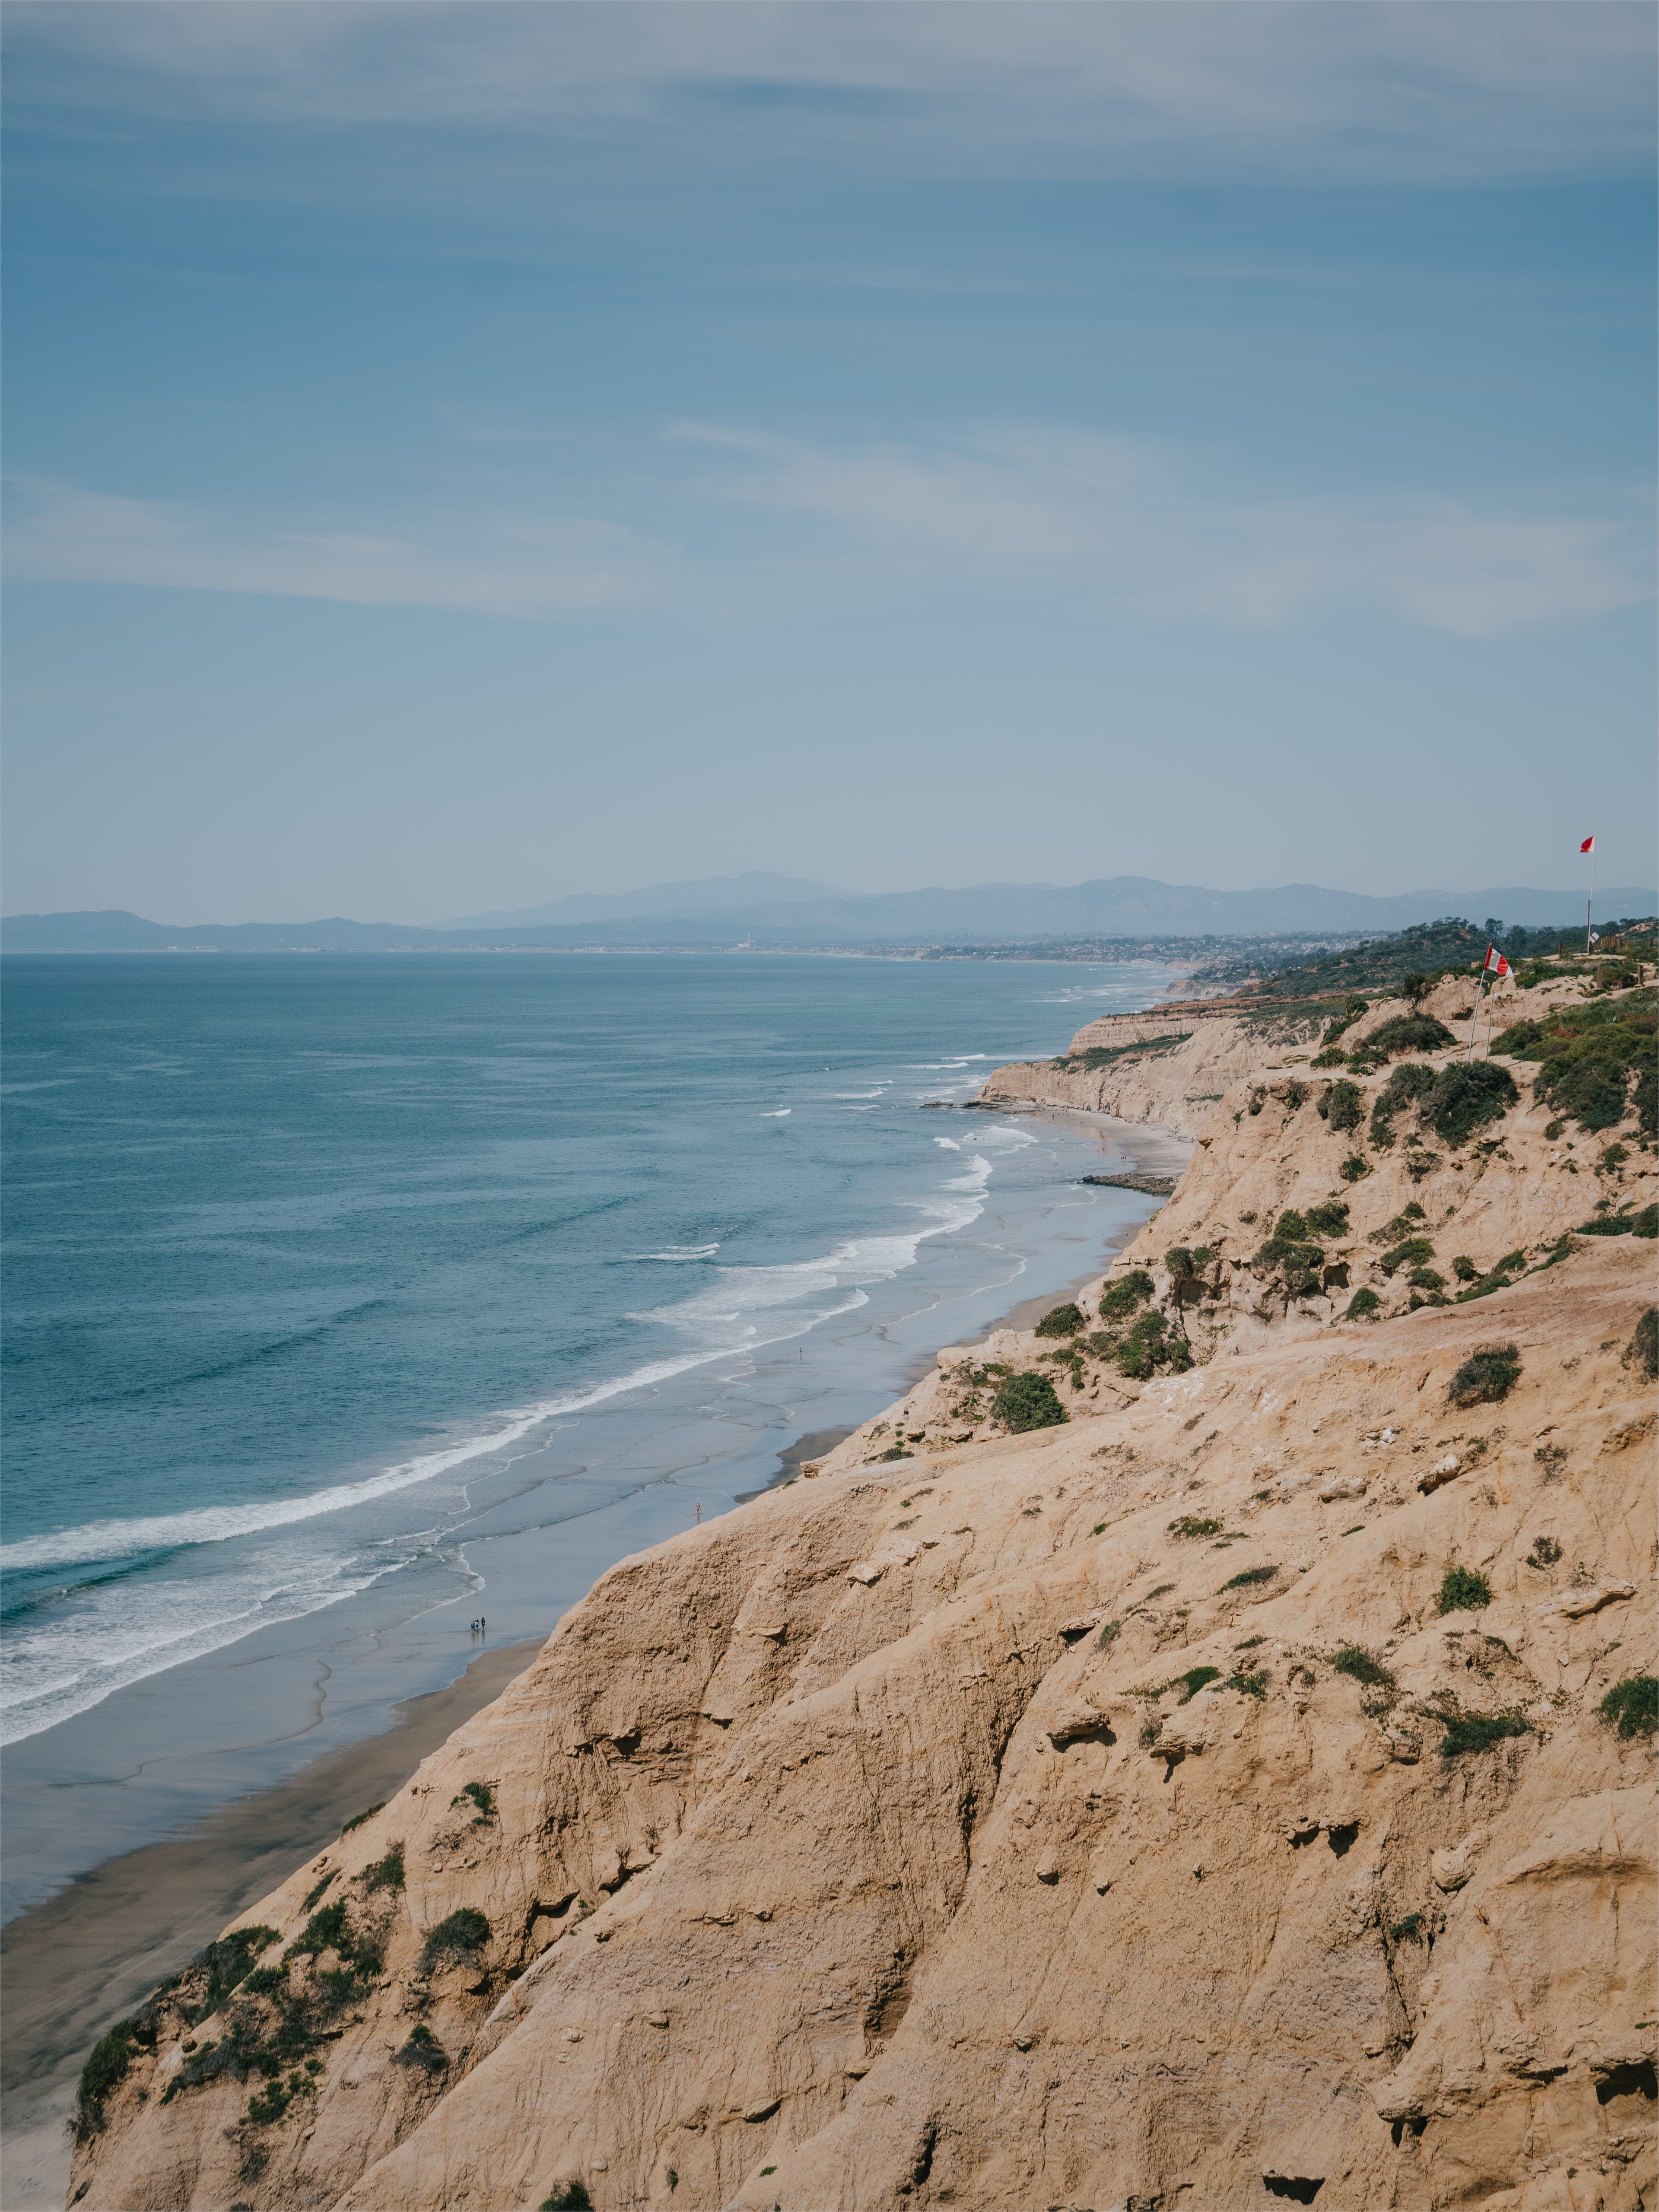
[{"x1": 1, "y1": 952, "x2": 1176, "y2": 1796}]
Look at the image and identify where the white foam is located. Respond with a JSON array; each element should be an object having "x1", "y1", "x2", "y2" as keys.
[
  {"x1": 0, "y1": 1535, "x2": 399, "y2": 1746},
  {"x1": 969, "y1": 1123, "x2": 1039, "y2": 1153},
  {"x1": 635, "y1": 1244, "x2": 721, "y2": 1260},
  {"x1": 758, "y1": 1108, "x2": 791, "y2": 1117},
  {"x1": 933, "y1": 1136, "x2": 962, "y2": 1150},
  {"x1": 0, "y1": 1344, "x2": 740, "y2": 1575}
]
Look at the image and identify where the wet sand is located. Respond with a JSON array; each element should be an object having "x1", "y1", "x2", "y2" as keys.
[{"x1": 0, "y1": 1637, "x2": 540, "y2": 2211}]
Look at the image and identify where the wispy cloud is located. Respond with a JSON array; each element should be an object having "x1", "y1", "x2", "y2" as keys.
[
  {"x1": 688, "y1": 425, "x2": 1654, "y2": 639},
  {"x1": 3, "y1": 479, "x2": 674, "y2": 617},
  {"x1": 7, "y1": 3, "x2": 1653, "y2": 181},
  {"x1": 6, "y1": 433, "x2": 1650, "y2": 641}
]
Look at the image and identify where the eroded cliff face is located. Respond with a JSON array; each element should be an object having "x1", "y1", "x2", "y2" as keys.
[{"x1": 71, "y1": 976, "x2": 1657, "y2": 2212}]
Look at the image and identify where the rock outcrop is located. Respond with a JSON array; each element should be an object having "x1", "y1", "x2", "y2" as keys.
[{"x1": 69, "y1": 971, "x2": 1657, "y2": 2212}]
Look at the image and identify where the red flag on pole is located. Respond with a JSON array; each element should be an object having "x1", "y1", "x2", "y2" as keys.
[
  {"x1": 1580, "y1": 835, "x2": 1595, "y2": 853},
  {"x1": 1482, "y1": 945, "x2": 1512, "y2": 979}
]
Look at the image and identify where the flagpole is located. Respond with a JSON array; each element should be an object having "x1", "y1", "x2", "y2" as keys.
[
  {"x1": 1466, "y1": 966, "x2": 1487, "y2": 1061},
  {"x1": 1586, "y1": 842, "x2": 1595, "y2": 957}
]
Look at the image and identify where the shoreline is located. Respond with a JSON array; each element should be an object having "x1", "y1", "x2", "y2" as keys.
[
  {"x1": 0, "y1": 1636, "x2": 543, "y2": 2211},
  {"x1": 2, "y1": 1106, "x2": 1189, "y2": 2206}
]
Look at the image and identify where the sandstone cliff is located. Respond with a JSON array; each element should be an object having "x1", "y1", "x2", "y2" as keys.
[{"x1": 70, "y1": 971, "x2": 1657, "y2": 2212}]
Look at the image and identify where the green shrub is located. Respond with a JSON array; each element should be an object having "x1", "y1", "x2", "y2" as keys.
[
  {"x1": 1409, "y1": 1267, "x2": 1446, "y2": 1292},
  {"x1": 1441, "y1": 1710, "x2": 1529, "y2": 1757},
  {"x1": 1400, "y1": 971, "x2": 1432, "y2": 1006},
  {"x1": 1451, "y1": 1255, "x2": 1478, "y2": 1281},
  {"x1": 1304, "y1": 1199, "x2": 1351, "y2": 1237},
  {"x1": 1437, "y1": 1565, "x2": 1492, "y2": 1614},
  {"x1": 1373, "y1": 1202, "x2": 1427, "y2": 1237},
  {"x1": 1575, "y1": 1203, "x2": 1659, "y2": 1239},
  {"x1": 1353, "y1": 1013, "x2": 1456, "y2": 1064},
  {"x1": 1526, "y1": 1535, "x2": 1563, "y2": 1569},
  {"x1": 1379, "y1": 1237, "x2": 1435, "y2": 1277},
  {"x1": 1034, "y1": 1301, "x2": 1085, "y2": 1338},
  {"x1": 1111, "y1": 1308, "x2": 1192, "y2": 1379},
  {"x1": 1448, "y1": 1344, "x2": 1521, "y2": 1407},
  {"x1": 1598, "y1": 1675, "x2": 1659, "y2": 1739},
  {"x1": 1223, "y1": 1564, "x2": 1279, "y2": 1590},
  {"x1": 992, "y1": 1370, "x2": 1068, "y2": 1432},
  {"x1": 1099, "y1": 1270, "x2": 1154, "y2": 1321},
  {"x1": 1344, "y1": 1287, "x2": 1382, "y2": 1320},
  {"x1": 541, "y1": 2185, "x2": 594, "y2": 2212},
  {"x1": 1339, "y1": 1154, "x2": 1371, "y2": 1183},
  {"x1": 420, "y1": 1907, "x2": 490, "y2": 1971},
  {"x1": 1226, "y1": 1669, "x2": 1268, "y2": 1698},
  {"x1": 1177, "y1": 1665, "x2": 1222, "y2": 1702},
  {"x1": 361, "y1": 1843, "x2": 405, "y2": 1894},
  {"x1": 1421, "y1": 1060, "x2": 1519, "y2": 1146},
  {"x1": 340, "y1": 1803, "x2": 385, "y2": 1836},
  {"x1": 1165, "y1": 1248, "x2": 1195, "y2": 1280},
  {"x1": 1251, "y1": 1210, "x2": 1326, "y2": 1297},
  {"x1": 453, "y1": 1781, "x2": 496, "y2": 1821},
  {"x1": 1493, "y1": 988, "x2": 1657, "y2": 1135},
  {"x1": 1369, "y1": 1061, "x2": 1439, "y2": 1147},
  {"x1": 1331, "y1": 1646, "x2": 1394, "y2": 1688},
  {"x1": 1390, "y1": 1913, "x2": 1424, "y2": 1941},
  {"x1": 1627, "y1": 1307, "x2": 1659, "y2": 1381},
  {"x1": 287, "y1": 1903, "x2": 352, "y2": 1962},
  {"x1": 75, "y1": 2019, "x2": 143, "y2": 2138},
  {"x1": 1168, "y1": 1514, "x2": 1223, "y2": 1538},
  {"x1": 1454, "y1": 1253, "x2": 1526, "y2": 1303}
]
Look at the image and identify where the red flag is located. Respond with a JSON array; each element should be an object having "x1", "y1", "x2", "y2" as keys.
[
  {"x1": 1483, "y1": 945, "x2": 1512, "y2": 980},
  {"x1": 1580, "y1": 834, "x2": 1595, "y2": 854}
]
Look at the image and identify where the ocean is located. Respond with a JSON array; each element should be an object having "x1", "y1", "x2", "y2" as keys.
[{"x1": 0, "y1": 951, "x2": 1179, "y2": 1913}]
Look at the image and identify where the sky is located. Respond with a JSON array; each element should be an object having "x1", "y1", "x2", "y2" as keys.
[{"x1": 3, "y1": 2, "x2": 1654, "y2": 925}]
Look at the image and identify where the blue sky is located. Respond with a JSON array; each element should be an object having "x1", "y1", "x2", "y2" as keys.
[{"x1": 3, "y1": 3, "x2": 1654, "y2": 923}]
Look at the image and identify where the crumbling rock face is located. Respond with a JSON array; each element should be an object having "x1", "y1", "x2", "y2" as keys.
[{"x1": 70, "y1": 985, "x2": 1657, "y2": 2212}]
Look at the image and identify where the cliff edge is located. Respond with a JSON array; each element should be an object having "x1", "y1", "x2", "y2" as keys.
[{"x1": 68, "y1": 969, "x2": 1658, "y2": 2212}]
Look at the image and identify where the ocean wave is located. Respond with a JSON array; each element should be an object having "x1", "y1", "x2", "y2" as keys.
[
  {"x1": 0, "y1": 1344, "x2": 737, "y2": 1575},
  {"x1": 933, "y1": 1136, "x2": 962, "y2": 1150},
  {"x1": 758, "y1": 1108, "x2": 791, "y2": 1117},
  {"x1": 634, "y1": 1244, "x2": 721, "y2": 1260},
  {"x1": 0, "y1": 1534, "x2": 406, "y2": 1747}
]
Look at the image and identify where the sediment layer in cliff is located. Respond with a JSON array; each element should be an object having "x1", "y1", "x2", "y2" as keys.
[{"x1": 70, "y1": 969, "x2": 1657, "y2": 2212}]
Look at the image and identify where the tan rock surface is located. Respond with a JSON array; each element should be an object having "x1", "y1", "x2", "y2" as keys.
[{"x1": 70, "y1": 976, "x2": 1658, "y2": 2212}]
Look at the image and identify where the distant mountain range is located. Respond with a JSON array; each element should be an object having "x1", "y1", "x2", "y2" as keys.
[
  {"x1": 5, "y1": 876, "x2": 1653, "y2": 953},
  {"x1": 439, "y1": 872, "x2": 844, "y2": 929}
]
